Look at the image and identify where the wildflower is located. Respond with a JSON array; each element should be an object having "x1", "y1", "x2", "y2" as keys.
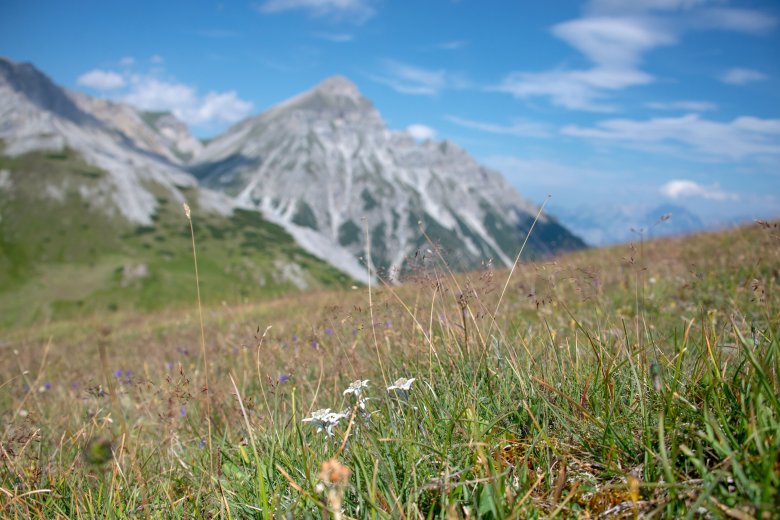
[
  {"x1": 317, "y1": 458, "x2": 351, "y2": 520},
  {"x1": 325, "y1": 328, "x2": 334, "y2": 336},
  {"x1": 180, "y1": 406, "x2": 186, "y2": 417},
  {"x1": 311, "y1": 340, "x2": 319, "y2": 350},
  {"x1": 292, "y1": 335, "x2": 299, "y2": 343},
  {"x1": 387, "y1": 377, "x2": 416, "y2": 401},
  {"x1": 279, "y1": 374, "x2": 291, "y2": 384},
  {"x1": 387, "y1": 377, "x2": 415, "y2": 392},
  {"x1": 303, "y1": 408, "x2": 349, "y2": 437},
  {"x1": 114, "y1": 369, "x2": 122, "y2": 378},
  {"x1": 343, "y1": 379, "x2": 369, "y2": 398},
  {"x1": 165, "y1": 362, "x2": 173, "y2": 371},
  {"x1": 199, "y1": 438, "x2": 206, "y2": 449}
]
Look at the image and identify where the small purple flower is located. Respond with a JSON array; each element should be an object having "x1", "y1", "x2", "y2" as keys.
[
  {"x1": 292, "y1": 335, "x2": 299, "y2": 343},
  {"x1": 180, "y1": 406, "x2": 186, "y2": 417},
  {"x1": 311, "y1": 340, "x2": 319, "y2": 350},
  {"x1": 199, "y1": 438, "x2": 206, "y2": 449},
  {"x1": 385, "y1": 320, "x2": 392, "y2": 329},
  {"x1": 165, "y1": 362, "x2": 173, "y2": 371},
  {"x1": 325, "y1": 328, "x2": 334, "y2": 336},
  {"x1": 44, "y1": 383, "x2": 52, "y2": 391},
  {"x1": 71, "y1": 382, "x2": 80, "y2": 391},
  {"x1": 114, "y1": 370, "x2": 122, "y2": 378},
  {"x1": 279, "y1": 374, "x2": 290, "y2": 383}
]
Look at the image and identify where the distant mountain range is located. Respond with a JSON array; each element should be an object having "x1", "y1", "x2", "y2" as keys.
[
  {"x1": 554, "y1": 203, "x2": 708, "y2": 246},
  {"x1": 0, "y1": 56, "x2": 587, "y2": 324}
]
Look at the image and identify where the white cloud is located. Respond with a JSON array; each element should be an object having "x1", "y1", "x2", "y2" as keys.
[
  {"x1": 77, "y1": 69, "x2": 126, "y2": 90},
  {"x1": 371, "y1": 61, "x2": 465, "y2": 96},
  {"x1": 553, "y1": 17, "x2": 675, "y2": 69},
  {"x1": 256, "y1": 0, "x2": 375, "y2": 22},
  {"x1": 660, "y1": 179, "x2": 738, "y2": 201},
  {"x1": 562, "y1": 114, "x2": 780, "y2": 161},
  {"x1": 646, "y1": 100, "x2": 717, "y2": 111},
  {"x1": 76, "y1": 64, "x2": 254, "y2": 130},
  {"x1": 123, "y1": 76, "x2": 253, "y2": 127},
  {"x1": 495, "y1": 1, "x2": 775, "y2": 111},
  {"x1": 119, "y1": 56, "x2": 135, "y2": 67},
  {"x1": 446, "y1": 115, "x2": 551, "y2": 138},
  {"x1": 406, "y1": 124, "x2": 436, "y2": 141},
  {"x1": 495, "y1": 17, "x2": 674, "y2": 111},
  {"x1": 315, "y1": 32, "x2": 353, "y2": 42},
  {"x1": 720, "y1": 68, "x2": 768, "y2": 85}
]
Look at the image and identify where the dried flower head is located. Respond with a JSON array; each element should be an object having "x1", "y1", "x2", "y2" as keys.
[{"x1": 318, "y1": 459, "x2": 351, "y2": 520}]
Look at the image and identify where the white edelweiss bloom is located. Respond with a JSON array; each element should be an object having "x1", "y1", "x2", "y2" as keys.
[
  {"x1": 387, "y1": 377, "x2": 415, "y2": 392},
  {"x1": 303, "y1": 408, "x2": 350, "y2": 437},
  {"x1": 343, "y1": 379, "x2": 370, "y2": 397}
]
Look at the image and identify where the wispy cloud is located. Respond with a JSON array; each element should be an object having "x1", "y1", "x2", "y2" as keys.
[
  {"x1": 646, "y1": 100, "x2": 717, "y2": 112},
  {"x1": 315, "y1": 32, "x2": 354, "y2": 42},
  {"x1": 77, "y1": 69, "x2": 126, "y2": 90},
  {"x1": 446, "y1": 115, "x2": 551, "y2": 138},
  {"x1": 406, "y1": 124, "x2": 436, "y2": 140},
  {"x1": 371, "y1": 61, "x2": 466, "y2": 96},
  {"x1": 436, "y1": 40, "x2": 468, "y2": 50},
  {"x1": 562, "y1": 114, "x2": 780, "y2": 161},
  {"x1": 256, "y1": 0, "x2": 375, "y2": 22},
  {"x1": 494, "y1": 1, "x2": 776, "y2": 111},
  {"x1": 720, "y1": 67, "x2": 768, "y2": 85},
  {"x1": 494, "y1": 17, "x2": 674, "y2": 111},
  {"x1": 660, "y1": 179, "x2": 738, "y2": 201}
]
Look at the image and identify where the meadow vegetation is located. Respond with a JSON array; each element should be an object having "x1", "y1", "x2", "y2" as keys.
[{"x1": 1, "y1": 217, "x2": 778, "y2": 518}]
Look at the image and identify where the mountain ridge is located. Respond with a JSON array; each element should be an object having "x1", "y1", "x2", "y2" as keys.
[{"x1": 193, "y1": 75, "x2": 585, "y2": 277}]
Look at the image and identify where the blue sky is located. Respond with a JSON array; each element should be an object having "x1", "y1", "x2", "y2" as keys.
[{"x1": 2, "y1": 0, "x2": 779, "y2": 223}]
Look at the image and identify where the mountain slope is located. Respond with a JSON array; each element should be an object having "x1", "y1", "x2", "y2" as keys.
[
  {"x1": 0, "y1": 57, "x2": 351, "y2": 326},
  {"x1": 193, "y1": 76, "x2": 585, "y2": 278}
]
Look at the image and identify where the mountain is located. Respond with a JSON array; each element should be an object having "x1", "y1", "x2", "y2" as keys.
[
  {"x1": 555, "y1": 203, "x2": 707, "y2": 246},
  {"x1": 193, "y1": 76, "x2": 585, "y2": 278},
  {"x1": 0, "y1": 57, "x2": 350, "y2": 327}
]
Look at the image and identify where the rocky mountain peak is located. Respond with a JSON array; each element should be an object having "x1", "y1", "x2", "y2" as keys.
[
  {"x1": 314, "y1": 75, "x2": 360, "y2": 98},
  {"x1": 0, "y1": 55, "x2": 96, "y2": 127}
]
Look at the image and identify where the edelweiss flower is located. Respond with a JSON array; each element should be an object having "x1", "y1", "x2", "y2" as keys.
[
  {"x1": 387, "y1": 377, "x2": 415, "y2": 392},
  {"x1": 387, "y1": 377, "x2": 416, "y2": 401},
  {"x1": 303, "y1": 408, "x2": 349, "y2": 437},
  {"x1": 343, "y1": 379, "x2": 369, "y2": 397}
]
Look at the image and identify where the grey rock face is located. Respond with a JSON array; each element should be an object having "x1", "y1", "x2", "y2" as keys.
[{"x1": 194, "y1": 76, "x2": 585, "y2": 277}]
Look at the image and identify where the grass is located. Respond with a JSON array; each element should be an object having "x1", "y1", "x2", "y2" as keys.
[{"x1": 1, "y1": 219, "x2": 778, "y2": 518}]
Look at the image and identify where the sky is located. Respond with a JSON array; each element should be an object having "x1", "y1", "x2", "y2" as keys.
[{"x1": 1, "y1": 0, "x2": 779, "y2": 225}]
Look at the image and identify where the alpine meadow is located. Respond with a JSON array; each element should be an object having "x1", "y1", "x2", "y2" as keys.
[{"x1": 2, "y1": 1, "x2": 780, "y2": 518}]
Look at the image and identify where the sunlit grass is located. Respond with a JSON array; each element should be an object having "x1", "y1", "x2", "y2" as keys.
[{"x1": 1, "y1": 221, "x2": 778, "y2": 517}]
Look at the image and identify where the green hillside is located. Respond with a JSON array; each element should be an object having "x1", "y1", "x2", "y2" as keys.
[{"x1": 0, "y1": 143, "x2": 352, "y2": 328}]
